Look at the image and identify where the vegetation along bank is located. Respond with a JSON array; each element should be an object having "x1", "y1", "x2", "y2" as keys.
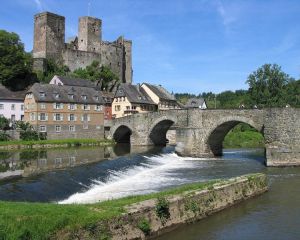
[{"x1": 0, "y1": 173, "x2": 267, "y2": 239}]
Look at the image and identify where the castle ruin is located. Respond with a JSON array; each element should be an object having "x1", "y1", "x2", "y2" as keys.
[{"x1": 33, "y1": 12, "x2": 132, "y2": 83}]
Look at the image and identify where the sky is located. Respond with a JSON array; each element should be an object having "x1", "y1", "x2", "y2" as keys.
[{"x1": 1, "y1": 0, "x2": 300, "y2": 94}]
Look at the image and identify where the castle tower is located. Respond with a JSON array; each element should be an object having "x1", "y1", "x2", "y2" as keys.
[
  {"x1": 33, "y1": 12, "x2": 65, "y2": 61},
  {"x1": 78, "y1": 16, "x2": 102, "y2": 52}
]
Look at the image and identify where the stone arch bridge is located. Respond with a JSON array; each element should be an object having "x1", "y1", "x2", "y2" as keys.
[{"x1": 108, "y1": 108, "x2": 300, "y2": 166}]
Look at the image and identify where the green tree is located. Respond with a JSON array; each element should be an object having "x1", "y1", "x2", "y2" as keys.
[
  {"x1": 72, "y1": 61, "x2": 119, "y2": 91},
  {"x1": 246, "y1": 64, "x2": 293, "y2": 107},
  {"x1": 0, "y1": 116, "x2": 9, "y2": 130},
  {"x1": 0, "y1": 30, "x2": 36, "y2": 90},
  {"x1": 35, "y1": 59, "x2": 70, "y2": 83}
]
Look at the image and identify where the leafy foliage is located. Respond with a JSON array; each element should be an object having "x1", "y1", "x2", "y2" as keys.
[
  {"x1": 0, "y1": 132, "x2": 9, "y2": 141},
  {"x1": 35, "y1": 59, "x2": 70, "y2": 83},
  {"x1": 246, "y1": 64, "x2": 293, "y2": 107},
  {"x1": 16, "y1": 121, "x2": 40, "y2": 141},
  {"x1": 137, "y1": 218, "x2": 151, "y2": 236},
  {"x1": 0, "y1": 116, "x2": 9, "y2": 130},
  {"x1": 155, "y1": 196, "x2": 170, "y2": 225},
  {"x1": 0, "y1": 30, "x2": 37, "y2": 90},
  {"x1": 72, "y1": 61, "x2": 120, "y2": 91}
]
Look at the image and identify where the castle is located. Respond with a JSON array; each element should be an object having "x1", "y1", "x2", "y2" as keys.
[{"x1": 33, "y1": 12, "x2": 132, "y2": 84}]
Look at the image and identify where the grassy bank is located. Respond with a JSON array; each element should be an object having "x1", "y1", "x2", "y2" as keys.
[
  {"x1": 223, "y1": 123, "x2": 265, "y2": 148},
  {"x1": 0, "y1": 179, "x2": 224, "y2": 239},
  {"x1": 0, "y1": 138, "x2": 115, "y2": 149}
]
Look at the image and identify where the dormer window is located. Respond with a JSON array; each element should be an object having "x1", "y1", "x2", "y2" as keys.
[
  {"x1": 68, "y1": 94, "x2": 74, "y2": 99},
  {"x1": 54, "y1": 93, "x2": 60, "y2": 99},
  {"x1": 138, "y1": 96, "x2": 142, "y2": 100},
  {"x1": 39, "y1": 92, "x2": 45, "y2": 98},
  {"x1": 82, "y1": 95, "x2": 87, "y2": 100},
  {"x1": 95, "y1": 96, "x2": 99, "y2": 101},
  {"x1": 118, "y1": 89, "x2": 123, "y2": 94}
]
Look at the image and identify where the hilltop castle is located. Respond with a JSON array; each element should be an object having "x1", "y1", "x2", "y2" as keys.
[{"x1": 33, "y1": 12, "x2": 132, "y2": 83}]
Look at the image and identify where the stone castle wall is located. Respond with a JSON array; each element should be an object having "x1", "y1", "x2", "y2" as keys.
[{"x1": 33, "y1": 12, "x2": 132, "y2": 83}]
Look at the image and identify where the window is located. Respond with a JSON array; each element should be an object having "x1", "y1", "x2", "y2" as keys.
[
  {"x1": 69, "y1": 114, "x2": 75, "y2": 121},
  {"x1": 11, "y1": 115, "x2": 15, "y2": 121},
  {"x1": 54, "y1": 93, "x2": 60, "y2": 99},
  {"x1": 0, "y1": 104, "x2": 3, "y2": 110},
  {"x1": 95, "y1": 105, "x2": 102, "y2": 111},
  {"x1": 53, "y1": 113, "x2": 63, "y2": 121},
  {"x1": 132, "y1": 106, "x2": 136, "y2": 110},
  {"x1": 39, "y1": 92, "x2": 45, "y2": 97},
  {"x1": 68, "y1": 94, "x2": 74, "y2": 99},
  {"x1": 69, "y1": 125, "x2": 75, "y2": 132},
  {"x1": 83, "y1": 104, "x2": 90, "y2": 110},
  {"x1": 39, "y1": 113, "x2": 47, "y2": 121},
  {"x1": 126, "y1": 106, "x2": 130, "y2": 110},
  {"x1": 53, "y1": 103, "x2": 63, "y2": 109},
  {"x1": 11, "y1": 104, "x2": 15, "y2": 111},
  {"x1": 82, "y1": 114, "x2": 90, "y2": 122},
  {"x1": 21, "y1": 104, "x2": 24, "y2": 111},
  {"x1": 82, "y1": 95, "x2": 87, "y2": 100},
  {"x1": 39, "y1": 125, "x2": 46, "y2": 132},
  {"x1": 115, "y1": 105, "x2": 120, "y2": 111},
  {"x1": 95, "y1": 96, "x2": 99, "y2": 101},
  {"x1": 55, "y1": 125, "x2": 61, "y2": 132},
  {"x1": 30, "y1": 113, "x2": 35, "y2": 121},
  {"x1": 69, "y1": 104, "x2": 76, "y2": 110},
  {"x1": 40, "y1": 103, "x2": 46, "y2": 110}
]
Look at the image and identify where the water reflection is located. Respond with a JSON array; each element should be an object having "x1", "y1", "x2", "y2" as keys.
[{"x1": 0, "y1": 144, "x2": 156, "y2": 181}]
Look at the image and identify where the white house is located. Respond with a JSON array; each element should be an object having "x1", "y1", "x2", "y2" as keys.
[
  {"x1": 0, "y1": 85, "x2": 26, "y2": 121},
  {"x1": 185, "y1": 98, "x2": 207, "y2": 109}
]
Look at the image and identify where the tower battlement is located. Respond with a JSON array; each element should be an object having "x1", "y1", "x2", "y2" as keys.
[{"x1": 33, "y1": 12, "x2": 132, "y2": 84}]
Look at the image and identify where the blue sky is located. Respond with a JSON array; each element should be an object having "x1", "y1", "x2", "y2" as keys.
[{"x1": 1, "y1": 0, "x2": 300, "y2": 93}]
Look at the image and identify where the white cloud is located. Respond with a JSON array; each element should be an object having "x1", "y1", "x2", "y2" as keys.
[{"x1": 34, "y1": 0, "x2": 43, "y2": 11}]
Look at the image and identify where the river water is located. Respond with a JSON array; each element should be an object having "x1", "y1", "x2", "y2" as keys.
[{"x1": 0, "y1": 145, "x2": 299, "y2": 239}]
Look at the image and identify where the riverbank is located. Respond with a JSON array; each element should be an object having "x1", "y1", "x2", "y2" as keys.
[
  {"x1": 0, "y1": 138, "x2": 115, "y2": 150},
  {"x1": 223, "y1": 124, "x2": 264, "y2": 148},
  {"x1": 0, "y1": 173, "x2": 267, "y2": 240}
]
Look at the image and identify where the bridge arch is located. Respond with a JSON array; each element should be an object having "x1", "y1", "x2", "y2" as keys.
[
  {"x1": 148, "y1": 116, "x2": 177, "y2": 145},
  {"x1": 111, "y1": 124, "x2": 133, "y2": 144},
  {"x1": 206, "y1": 116, "x2": 264, "y2": 156}
]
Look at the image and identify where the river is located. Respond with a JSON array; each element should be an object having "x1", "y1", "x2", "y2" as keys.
[{"x1": 0, "y1": 145, "x2": 299, "y2": 239}]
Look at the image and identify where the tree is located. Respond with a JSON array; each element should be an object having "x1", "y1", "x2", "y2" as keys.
[
  {"x1": 246, "y1": 64, "x2": 293, "y2": 107},
  {"x1": 35, "y1": 59, "x2": 70, "y2": 83},
  {"x1": 0, "y1": 30, "x2": 36, "y2": 90},
  {"x1": 0, "y1": 116, "x2": 9, "y2": 130},
  {"x1": 72, "y1": 61, "x2": 120, "y2": 91}
]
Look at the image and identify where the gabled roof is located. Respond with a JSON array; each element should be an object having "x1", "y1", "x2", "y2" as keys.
[
  {"x1": 115, "y1": 83, "x2": 155, "y2": 105},
  {"x1": 185, "y1": 98, "x2": 206, "y2": 108},
  {"x1": 54, "y1": 75, "x2": 95, "y2": 88},
  {"x1": 142, "y1": 83, "x2": 176, "y2": 101},
  {"x1": 27, "y1": 83, "x2": 105, "y2": 104},
  {"x1": 0, "y1": 85, "x2": 26, "y2": 101},
  {"x1": 100, "y1": 91, "x2": 114, "y2": 104}
]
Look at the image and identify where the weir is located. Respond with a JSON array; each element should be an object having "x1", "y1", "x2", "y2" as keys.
[{"x1": 109, "y1": 108, "x2": 300, "y2": 166}]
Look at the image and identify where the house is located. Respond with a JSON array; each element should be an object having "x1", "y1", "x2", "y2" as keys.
[
  {"x1": 101, "y1": 91, "x2": 114, "y2": 120},
  {"x1": 0, "y1": 85, "x2": 26, "y2": 122},
  {"x1": 141, "y1": 83, "x2": 181, "y2": 110},
  {"x1": 185, "y1": 98, "x2": 207, "y2": 109},
  {"x1": 112, "y1": 83, "x2": 157, "y2": 118},
  {"x1": 49, "y1": 75, "x2": 95, "y2": 88},
  {"x1": 50, "y1": 75, "x2": 114, "y2": 120},
  {"x1": 24, "y1": 83, "x2": 105, "y2": 139}
]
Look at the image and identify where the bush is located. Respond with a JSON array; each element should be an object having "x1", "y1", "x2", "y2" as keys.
[
  {"x1": 0, "y1": 117, "x2": 9, "y2": 131},
  {"x1": 155, "y1": 196, "x2": 170, "y2": 225},
  {"x1": 20, "y1": 130, "x2": 39, "y2": 141},
  {"x1": 0, "y1": 132, "x2": 9, "y2": 141},
  {"x1": 137, "y1": 218, "x2": 151, "y2": 236}
]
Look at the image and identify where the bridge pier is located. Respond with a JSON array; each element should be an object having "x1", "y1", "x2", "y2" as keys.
[{"x1": 175, "y1": 128, "x2": 213, "y2": 158}]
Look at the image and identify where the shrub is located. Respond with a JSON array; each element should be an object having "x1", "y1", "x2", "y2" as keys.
[
  {"x1": 155, "y1": 196, "x2": 170, "y2": 225},
  {"x1": 0, "y1": 132, "x2": 9, "y2": 141},
  {"x1": 0, "y1": 116, "x2": 9, "y2": 130},
  {"x1": 137, "y1": 218, "x2": 151, "y2": 236}
]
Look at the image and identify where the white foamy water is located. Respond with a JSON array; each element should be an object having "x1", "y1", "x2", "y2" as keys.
[{"x1": 59, "y1": 153, "x2": 201, "y2": 204}]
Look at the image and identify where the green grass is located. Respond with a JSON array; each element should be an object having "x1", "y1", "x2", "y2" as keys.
[
  {"x1": 0, "y1": 138, "x2": 115, "y2": 147},
  {"x1": 223, "y1": 124, "x2": 265, "y2": 148},
  {"x1": 0, "y1": 173, "x2": 265, "y2": 239},
  {"x1": 0, "y1": 179, "x2": 221, "y2": 239}
]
